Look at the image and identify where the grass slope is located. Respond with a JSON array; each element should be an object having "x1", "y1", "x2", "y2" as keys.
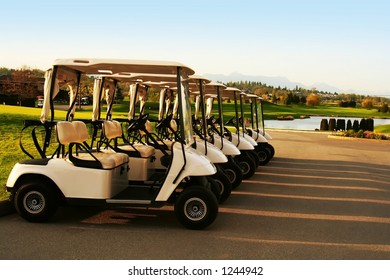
[{"x1": 0, "y1": 103, "x2": 389, "y2": 200}]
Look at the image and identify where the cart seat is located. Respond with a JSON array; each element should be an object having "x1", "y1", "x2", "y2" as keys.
[
  {"x1": 103, "y1": 120, "x2": 155, "y2": 158},
  {"x1": 57, "y1": 121, "x2": 128, "y2": 169},
  {"x1": 74, "y1": 152, "x2": 128, "y2": 169},
  {"x1": 118, "y1": 143, "x2": 155, "y2": 158},
  {"x1": 155, "y1": 139, "x2": 175, "y2": 150}
]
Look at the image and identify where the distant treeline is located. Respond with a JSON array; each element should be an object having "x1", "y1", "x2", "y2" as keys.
[
  {"x1": 225, "y1": 81, "x2": 389, "y2": 109},
  {"x1": 1, "y1": 67, "x2": 389, "y2": 111}
]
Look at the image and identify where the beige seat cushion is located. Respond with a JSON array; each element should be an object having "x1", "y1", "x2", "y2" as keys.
[
  {"x1": 155, "y1": 139, "x2": 175, "y2": 150},
  {"x1": 74, "y1": 152, "x2": 128, "y2": 169},
  {"x1": 118, "y1": 143, "x2": 155, "y2": 158},
  {"x1": 57, "y1": 121, "x2": 128, "y2": 169},
  {"x1": 103, "y1": 120, "x2": 123, "y2": 139}
]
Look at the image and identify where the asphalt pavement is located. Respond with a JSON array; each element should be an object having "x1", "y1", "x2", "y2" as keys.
[{"x1": 0, "y1": 130, "x2": 389, "y2": 259}]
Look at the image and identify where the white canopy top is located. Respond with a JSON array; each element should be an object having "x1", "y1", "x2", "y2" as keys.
[
  {"x1": 107, "y1": 73, "x2": 179, "y2": 84},
  {"x1": 188, "y1": 75, "x2": 211, "y2": 83},
  {"x1": 53, "y1": 58, "x2": 195, "y2": 76},
  {"x1": 245, "y1": 93, "x2": 263, "y2": 100},
  {"x1": 224, "y1": 87, "x2": 241, "y2": 92}
]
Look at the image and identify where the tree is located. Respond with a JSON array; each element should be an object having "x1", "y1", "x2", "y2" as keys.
[
  {"x1": 378, "y1": 103, "x2": 389, "y2": 113},
  {"x1": 306, "y1": 94, "x2": 321, "y2": 106},
  {"x1": 361, "y1": 98, "x2": 374, "y2": 109},
  {"x1": 0, "y1": 67, "x2": 12, "y2": 76}
]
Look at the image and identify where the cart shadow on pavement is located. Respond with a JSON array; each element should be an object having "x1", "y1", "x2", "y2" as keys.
[
  {"x1": 53, "y1": 205, "x2": 180, "y2": 229},
  {"x1": 213, "y1": 156, "x2": 390, "y2": 258}
]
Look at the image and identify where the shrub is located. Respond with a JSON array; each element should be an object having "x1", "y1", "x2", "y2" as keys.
[
  {"x1": 338, "y1": 100, "x2": 357, "y2": 108},
  {"x1": 320, "y1": 119, "x2": 328, "y2": 130},
  {"x1": 328, "y1": 118, "x2": 336, "y2": 131},
  {"x1": 333, "y1": 129, "x2": 389, "y2": 140},
  {"x1": 336, "y1": 119, "x2": 346, "y2": 131},
  {"x1": 366, "y1": 118, "x2": 374, "y2": 131},
  {"x1": 306, "y1": 94, "x2": 321, "y2": 106},
  {"x1": 378, "y1": 103, "x2": 389, "y2": 113},
  {"x1": 360, "y1": 119, "x2": 367, "y2": 131},
  {"x1": 361, "y1": 98, "x2": 374, "y2": 109},
  {"x1": 363, "y1": 131, "x2": 375, "y2": 139},
  {"x1": 346, "y1": 119, "x2": 352, "y2": 130},
  {"x1": 352, "y1": 120, "x2": 359, "y2": 132}
]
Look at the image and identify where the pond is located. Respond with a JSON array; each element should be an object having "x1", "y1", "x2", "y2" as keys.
[{"x1": 264, "y1": 116, "x2": 390, "y2": 131}]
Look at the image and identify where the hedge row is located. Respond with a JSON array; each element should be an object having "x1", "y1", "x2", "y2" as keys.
[{"x1": 320, "y1": 118, "x2": 374, "y2": 131}]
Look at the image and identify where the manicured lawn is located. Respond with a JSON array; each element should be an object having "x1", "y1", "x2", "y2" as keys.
[
  {"x1": 0, "y1": 103, "x2": 388, "y2": 200},
  {"x1": 374, "y1": 124, "x2": 390, "y2": 134},
  {"x1": 260, "y1": 103, "x2": 388, "y2": 120}
]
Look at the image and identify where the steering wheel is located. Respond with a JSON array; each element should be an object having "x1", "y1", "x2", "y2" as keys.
[
  {"x1": 225, "y1": 116, "x2": 236, "y2": 126},
  {"x1": 127, "y1": 114, "x2": 149, "y2": 133}
]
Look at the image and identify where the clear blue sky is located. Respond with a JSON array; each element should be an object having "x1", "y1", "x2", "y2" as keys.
[{"x1": 1, "y1": 0, "x2": 389, "y2": 96}]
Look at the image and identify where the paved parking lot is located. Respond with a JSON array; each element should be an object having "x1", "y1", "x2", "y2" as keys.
[{"x1": 0, "y1": 130, "x2": 389, "y2": 259}]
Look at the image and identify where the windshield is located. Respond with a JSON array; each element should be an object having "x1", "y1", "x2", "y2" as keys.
[
  {"x1": 256, "y1": 98, "x2": 264, "y2": 132},
  {"x1": 180, "y1": 79, "x2": 194, "y2": 146}
]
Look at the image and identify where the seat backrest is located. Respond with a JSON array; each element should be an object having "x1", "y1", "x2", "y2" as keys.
[
  {"x1": 103, "y1": 120, "x2": 122, "y2": 140},
  {"x1": 145, "y1": 120, "x2": 153, "y2": 133},
  {"x1": 72, "y1": 121, "x2": 89, "y2": 142},
  {"x1": 57, "y1": 121, "x2": 89, "y2": 145},
  {"x1": 169, "y1": 119, "x2": 178, "y2": 132}
]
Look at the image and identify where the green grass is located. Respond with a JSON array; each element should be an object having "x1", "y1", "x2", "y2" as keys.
[
  {"x1": 374, "y1": 124, "x2": 390, "y2": 134},
  {"x1": 1, "y1": 102, "x2": 389, "y2": 200},
  {"x1": 260, "y1": 103, "x2": 388, "y2": 120}
]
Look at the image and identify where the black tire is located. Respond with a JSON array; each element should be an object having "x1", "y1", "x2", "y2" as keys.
[
  {"x1": 14, "y1": 180, "x2": 58, "y2": 223},
  {"x1": 247, "y1": 150, "x2": 261, "y2": 167},
  {"x1": 206, "y1": 177, "x2": 222, "y2": 202},
  {"x1": 235, "y1": 154, "x2": 256, "y2": 179},
  {"x1": 221, "y1": 158, "x2": 243, "y2": 189},
  {"x1": 211, "y1": 169, "x2": 232, "y2": 204},
  {"x1": 262, "y1": 143, "x2": 275, "y2": 159},
  {"x1": 175, "y1": 187, "x2": 218, "y2": 230},
  {"x1": 255, "y1": 145, "x2": 271, "y2": 165}
]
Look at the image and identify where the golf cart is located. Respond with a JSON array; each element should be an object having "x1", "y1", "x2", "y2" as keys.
[
  {"x1": 92, "y1": 73, "x2": 231, "y2": 203},
  {"x1": 245, "y1": 93, "x2": 275, "y2": 160},
  {"x1": 6, "y1": 58, "x2": 219, "y2": 230},
  {"x1": 189, "y1": 77, "x2": 243, "y2": 189},
  {"x1": 225, "y1": 89, "x2": 273, "y2": 165},
  {"x1": 203, "y1": 82, "x2": 258, "y2": 179}
]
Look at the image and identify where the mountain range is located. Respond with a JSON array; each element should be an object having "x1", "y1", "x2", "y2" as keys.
[{"x1": 202, "y1": 72, "x2": 389, "y2": 97}]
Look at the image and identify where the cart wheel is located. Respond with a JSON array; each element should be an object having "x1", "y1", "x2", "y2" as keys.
[
  {"x1": 211, "y1": 170, "x2": 232, "y2": 204},
  {"x1": 207, "y1": 177, "x2": 222, "y2": 202},
  {"x1": 248, "y1": 150, "x2": 261, "y2": 167},
  {"x1": 235, "y1": 154, "x2": 256, "y2": 179},
  {"x1": 222, "y1": 160, "x2": 243, "y2": 189},
  {"x1": 262, "y1": 143, "x2": 275, "y2": 159},
  {"x1": 255, "y1": 146, "x2": 271, "y2": 165},
  {"x1": 15, "y1": 180, "x2": 58, "y2": 223},
  {"x1": 175, "y1": 187, "x2": 218, "y2": 230}
]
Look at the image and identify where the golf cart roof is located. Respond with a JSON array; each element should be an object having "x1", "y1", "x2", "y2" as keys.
[
  {"x1": 222, "y1": 87, "x2": 243, "y2": 98},
  {"x1": 106, "y1": 73, "x2": 179, "y2": 84},
  {"x1": 201, "y1": 81, "x2": 227, "y2": 95},
  {"x1": 204, "y1": 94, "x2": 218, "y2": 99},
  {"x1": 224, "y1": 87, "x2": 241, "y2": 92},
  {"x1": 206, "y1": 81, "x2": 226, "y2": 88},
  {"x1": 53, "y1": 58, "x2": 195, "y2": 76},
  {"x1": 188, "y1": 75, "x2": 211, "y2": 83},
  {"x1": 245, "y1": 93, "x2": 263, "y2": 100}
]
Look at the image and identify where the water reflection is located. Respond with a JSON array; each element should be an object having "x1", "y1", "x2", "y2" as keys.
[{"x1": 265, "y1": 116, "x2": 390, "y2": 131}]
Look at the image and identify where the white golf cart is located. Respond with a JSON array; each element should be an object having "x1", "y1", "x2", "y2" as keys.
[
  {"x1": 203, "y1": 82, "x2": 258, "y2": 179},
  {"x1": 5, "y1": 58, "x2": 219, "y2": 230},
  {"x1": 189, "y1": 77, "x2": 243, "y2": 189},
  {"x1": 224, "y1": 89, "x2": 273, "y2": 165},
  {"x1": 91, "y1": 73, "x2": 231, "y2": 203},
  {"x1": 245, "y1": 93, "x2": 275, "y2": 160}
]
